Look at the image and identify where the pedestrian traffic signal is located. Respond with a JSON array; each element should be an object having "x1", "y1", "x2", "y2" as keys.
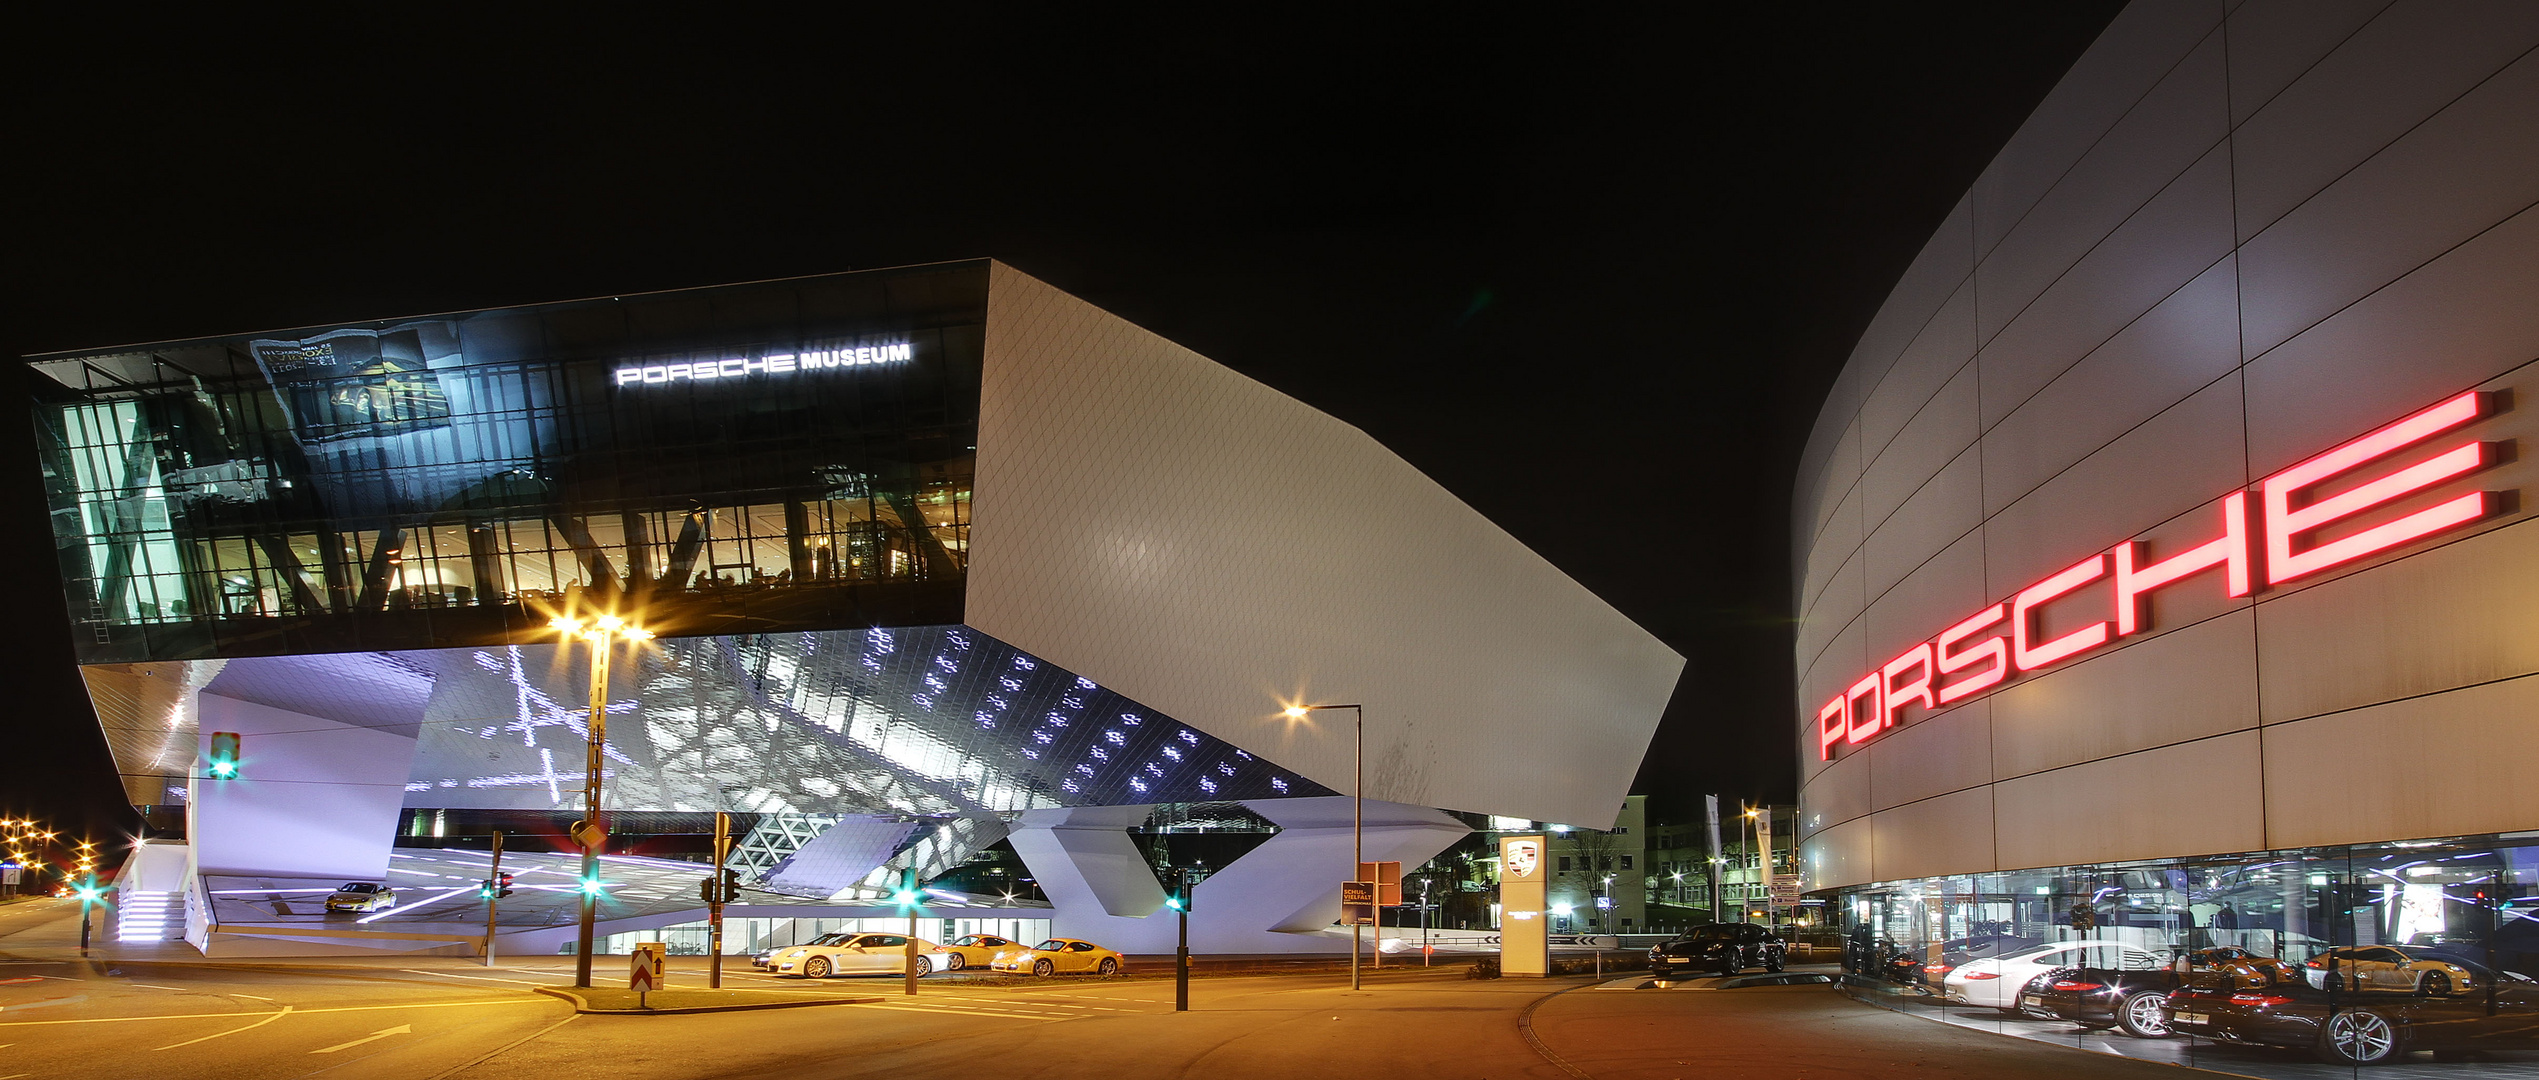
[
  {"x1": 498, "y1": 873, "x2": 514, "y2": 898},
  {"x1": 481, "y1": 873, "x2": 515, "y2": 900},
  {"x1": 207, "y1": 732, "x2": 241, "y2": 779},
  {"x1": 481, "y1": 878, "x2": 498, "y2": 899},
  {"x1": 721, "y1": 868, "x2": 741, "y2": 904}
]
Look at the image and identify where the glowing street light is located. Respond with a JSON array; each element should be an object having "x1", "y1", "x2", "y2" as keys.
[
  {"x1": 550, "y1": 608, "x2": 653, "y2": 989},
  {"x1": 1281, "y1": 701, "x2": 1368, "y2": 991}
]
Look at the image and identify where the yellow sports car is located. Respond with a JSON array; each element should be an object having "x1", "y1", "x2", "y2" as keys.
[
  {"x1": 989, "y1": 938, "x2": 1126, "y2": 976},
  {"x1": 2302, "y1": 945, "x2": 2481, "y2": 995},
  {"x1": 927, "y1": 933, "x2": 1020, "y2": 972}
]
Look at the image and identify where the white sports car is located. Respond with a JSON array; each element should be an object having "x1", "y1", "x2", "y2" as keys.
[
  {"x1": 1943, "y1": 940, "x2": 2158, "y2": 1010},
  {"x1": 775, "y1": 932, "x2": 939, "y2": 978}
]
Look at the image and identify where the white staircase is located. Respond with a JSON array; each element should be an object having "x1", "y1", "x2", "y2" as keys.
[{"x1": 115, "y1": 891, "x2": 182, "y2": 944}]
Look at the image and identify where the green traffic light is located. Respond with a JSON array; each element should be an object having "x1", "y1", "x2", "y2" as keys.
[
  {"x1": 580, "y1": 878, "x2": 606, "y2": 896},
  {"x1": 209, "y1": 760, "x2": 237, "y2": 778}
]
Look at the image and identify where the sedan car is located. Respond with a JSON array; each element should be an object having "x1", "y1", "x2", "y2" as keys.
[
  {"x1": 324, "y1": 882, "x2": 397, "y2": 913},
  {"x1": 927, "y1": 934, "x2": 1019, "y2": 972},
  {"x1": 757, "y1": 932, "x2": 853, "y2": 970},
  {"x1": 1943, "y1": 940, "x2": 2158, "y2": 1010},
  {"x1": 990, "y1": 938, "x2": 1126, "y2": 976},
  {"x1": 1649, "y1": 923, "x2": 1786, "y2": 979},
  {"x1": 775, "y1": 933, "x2": 939, "y2": 978},
  {"x1": 1914, "y1": 934, "x2": 2044, "y2": 985},
  {"x1": 2302, "y1": 945, "x2": 2482, "y2": 996},
  {"x1": 2165, "y1": 967, "x2": 2539, "y2": 1065}
]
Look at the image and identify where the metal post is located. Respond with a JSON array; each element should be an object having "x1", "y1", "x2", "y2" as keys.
[
  {"x1": 1175, "y1": 870, "x2": 1191, "y2": 1012},
  {"x1": 710, "y1": 812, "x2": 729, "y2": 989},
  {"x1": 484, "y1": 830, "x2": 504, "y2": 967},
  {"x1": 1352, "y1": 706, "x2": 1362, "y2": 991},
  {"x1": 574, "y1": 634, "x2": 611, "y2": 988},
  {"x1": 1422, "y1": 878, "x2": 1432, "y2": 967},
  {"x1": 79, "y1": 892, "x2": 92, "y2": 957},
  {"x1": 903, "y1": 866, "x2": 919, "y2": 997}
]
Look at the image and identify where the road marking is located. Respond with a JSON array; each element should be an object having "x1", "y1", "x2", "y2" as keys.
[
  {"x1": 131, "y1": 984, "x2": 187, "y2": 991},
  {"x1": 313, "y1": 1024, "x2": 411, "y2": 1053},
  {"x1": 847, "y1": 1002, "x2": 1062, "y2": 1021},
  {"x1": 152, "y1": 1006, "x2": 293, "y2": 1051},
  {"x1": 1, "y1": 998, "x2": 532, "y2": 1027},
  {"x1": 401, "y1": 969, "x2": 543, "y2": 985},
  {"x1": 233, "y1": 994, "x2": 274, "y2": 1001}
]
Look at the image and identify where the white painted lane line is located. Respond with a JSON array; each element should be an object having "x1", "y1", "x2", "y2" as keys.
[
  {"x1": 233, "y1": 995, "x2": 274, "y2": 1001},
  {"x1": 312, "y1": 1024, "x2": 411, "y2": 1053},
  {"x1": 401, "y1": 969, "x2": 543, "y2": 985},
  {"x1": 847, "y1": 1002, "x2": 1060, "y2": 1022},
  {"x1": 152, "y1": 1006, "x2": 293, "y2": 1051},
  {"x1": 131, "y1": 984, "x2": 187, "y2": 991},
  {"x1": 0, "y1": 998, "x2": 534, "y2": 1027}
]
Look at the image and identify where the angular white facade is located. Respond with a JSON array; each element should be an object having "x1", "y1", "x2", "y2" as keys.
[
  {"x1": 972, "y1": 264, "x2": 1683, "y2": 830},
  {"x1": 1792, "y1": 0, "x2": 2539, "y2": 892}
]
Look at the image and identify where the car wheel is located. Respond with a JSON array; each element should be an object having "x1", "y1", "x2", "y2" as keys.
[
  {"x1": 804, "y1": 956, "x2": 831, "y2": 979},
  {"x1": 2421, "y1": 971, "x2": 2452, "y2": 996},
  {"x1": 1764, "y1": 953, "x2": 1784, "y2": 974},
  {"x1": 1097, "y1": 956, "x2": 1120, "y2": 976},
  {"x1": 911, "y1": 956, "x2": 931, "y2": 978},
  {"x1": 944, "y1": 953, "x2": 964, "y2": 971},
  {"x1": 1033, "y1": 958, "x2": 1054, "y2": 977},
  {"x1": 2116, "y1": 990, "x2": 2173, "y2": 1038},
  {"x1": 2316, "y1": 1008, "x2": 2401, "y2": 1065}
]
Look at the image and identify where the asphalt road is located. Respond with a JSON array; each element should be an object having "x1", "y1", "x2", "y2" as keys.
[{"x1": 0, "y1": 899, "x2": 2220, "y2": 1080}]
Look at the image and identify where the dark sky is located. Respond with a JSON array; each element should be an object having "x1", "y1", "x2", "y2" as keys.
[{"x1": 2, "y1": 6, "x2": 2122, "y2": 837}]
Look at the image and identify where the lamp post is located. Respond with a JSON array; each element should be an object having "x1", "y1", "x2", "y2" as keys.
[
  {"x1": 1283, "y1": 703, "x2": 1364, "y2": 990},
  {"x1": 551, "y1": 611, "x2": 652, "y2": 989}
]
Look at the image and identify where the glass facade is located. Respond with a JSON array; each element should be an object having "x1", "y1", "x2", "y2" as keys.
[
  {"x1": 1830, "y1": 832, "x2": 2539, "y2": 1074},
  {"x1": 31, "y1": 261, "x2": 988, "y2": 663}
]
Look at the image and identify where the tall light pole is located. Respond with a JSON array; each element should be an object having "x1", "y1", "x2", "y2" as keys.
[
  {"x1": 551, "y1": 612, "x2": 652, "y2": 989},
  {"x1": 1283, "y1": 703, "x2": 1364, "y2": 990}
]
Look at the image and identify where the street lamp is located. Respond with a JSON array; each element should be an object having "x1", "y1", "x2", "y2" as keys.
[
  {"x1": 550, "y1": 610, "x2": 652, "y2": 989},
  {"x1": 1282, "y1": 702, "x2": 1367, "y2": 990}
]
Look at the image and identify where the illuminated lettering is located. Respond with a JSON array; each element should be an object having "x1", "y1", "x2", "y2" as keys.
[
  {"x1": 1844, "y1": 674, "x2": 1882, "y2": 745},
  {"x1": 611, "y1": 342, "x2": 913, "y2": 388},
  {"x1": 2012, "y1": 554, "x2": 2109, "y2": 671},
  {"x1": 2114, "y1": 492, "x2": 2250, "y2": 635},
  {"x1": 1933, "y1": 604, "x2": 2007, "y2": 704},
  {"x1": 2263, "y1": 391, "x2": 2491, "y2": 585},
  {"x1": 1818, "y1": 696, "x2": 1847, "y2": 761},
  {"x1": 1813, "y1": 389, "x2": 2504, "y2": 761},
  {"x1": 1882, "y1": 644, "x2": 1934, "y2": 729}
]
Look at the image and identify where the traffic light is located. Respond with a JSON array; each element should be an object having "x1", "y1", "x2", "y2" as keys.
[
  {"x1": 721, "y1": 868, "x2": 740, "y2": 904},
  {"x1": 207, "y1": 732, "x2": 242, "y2": 779},
  {"x1": 700, "y1": 877, "x2": 719, "y2": 903},
  {"x1": 481, "y1": 878, "x2": 498, "y2": 899},
  {"x1": 579, "y1": 875, "x2": 607, "y2": 897},
  {"x1": 498, "y1": 873, "x2": 514, "y2": 898}
]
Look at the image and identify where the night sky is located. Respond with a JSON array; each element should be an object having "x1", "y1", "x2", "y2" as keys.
[{"x1": 3, "y1": 6, "x2": 2123, "y2": 838}]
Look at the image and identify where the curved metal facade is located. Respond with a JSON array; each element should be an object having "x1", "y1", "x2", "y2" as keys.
[{"x1": 1792, "y1": 0, "x2": 2539, "y2": 893}]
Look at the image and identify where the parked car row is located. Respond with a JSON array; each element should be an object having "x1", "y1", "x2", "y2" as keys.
[
  {"x1": 1955, "y1": 941, "x2": 2539, "y2": 1065},
  {"x1": 749, "y1": 933, "x2": 1127, "y2": 979}
]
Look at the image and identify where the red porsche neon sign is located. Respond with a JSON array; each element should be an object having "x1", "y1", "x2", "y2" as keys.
[{"x1": 1818, "y1": 390, "x2": 2500, "y2": 761}]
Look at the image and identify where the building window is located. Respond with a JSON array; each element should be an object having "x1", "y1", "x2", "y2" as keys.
[
  {"x1": 1558, "y1": 856, "x2": 1572, "y2": 872},
  {"x1": 1600, "y1": 857, "x2": 1612, "y2": 871},
  {"x1": 1620, "y1": 855, "x2": 1634, "y2": 870}
]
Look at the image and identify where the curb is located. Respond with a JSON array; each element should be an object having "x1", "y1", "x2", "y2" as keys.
[{"x1": 532, "y1": 985, "x2": 885, "y2": 1015}]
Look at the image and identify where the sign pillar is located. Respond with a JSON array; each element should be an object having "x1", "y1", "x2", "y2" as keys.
[
  {"x1": 1499, "y1": 835, "x2": 1549, "y2": 977},
  {"x1": 629, "y1": 941, "x2": 664, "y2": 1008},
  {"x1": 1755, "y1": 809, "x2": 1776, "y2": 928},
  {"x1": 483, "y1": 830, "x2": 504, "y2": 967},
  {"x1": 709, "y1": 812, "x2": 729, "y2": 989}
]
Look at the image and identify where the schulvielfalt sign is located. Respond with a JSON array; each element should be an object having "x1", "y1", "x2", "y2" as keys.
[{"x1": 1818, "y1": 390, "x2": 2503, "y2": 761}]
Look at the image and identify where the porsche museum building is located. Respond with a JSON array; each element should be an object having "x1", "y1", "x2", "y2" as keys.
[
  {"x1": 1791, "y1": 0, "x2": 2539, "y2": 1066},
  {"x1": 31, "y1": 259, "x2": 1681, "y2": 957}
]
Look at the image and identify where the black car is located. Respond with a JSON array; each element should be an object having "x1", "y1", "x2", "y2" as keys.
[
  {"x1": 2024, "y1": 948, "x2": 2300, "y2": 1038},
  {"x1": 2165, "y1": 965, "x2": 2539, "y2": 1065},
  {"x1": 1651, "y1": 923, "x2": 1786, "y2": 979}
]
